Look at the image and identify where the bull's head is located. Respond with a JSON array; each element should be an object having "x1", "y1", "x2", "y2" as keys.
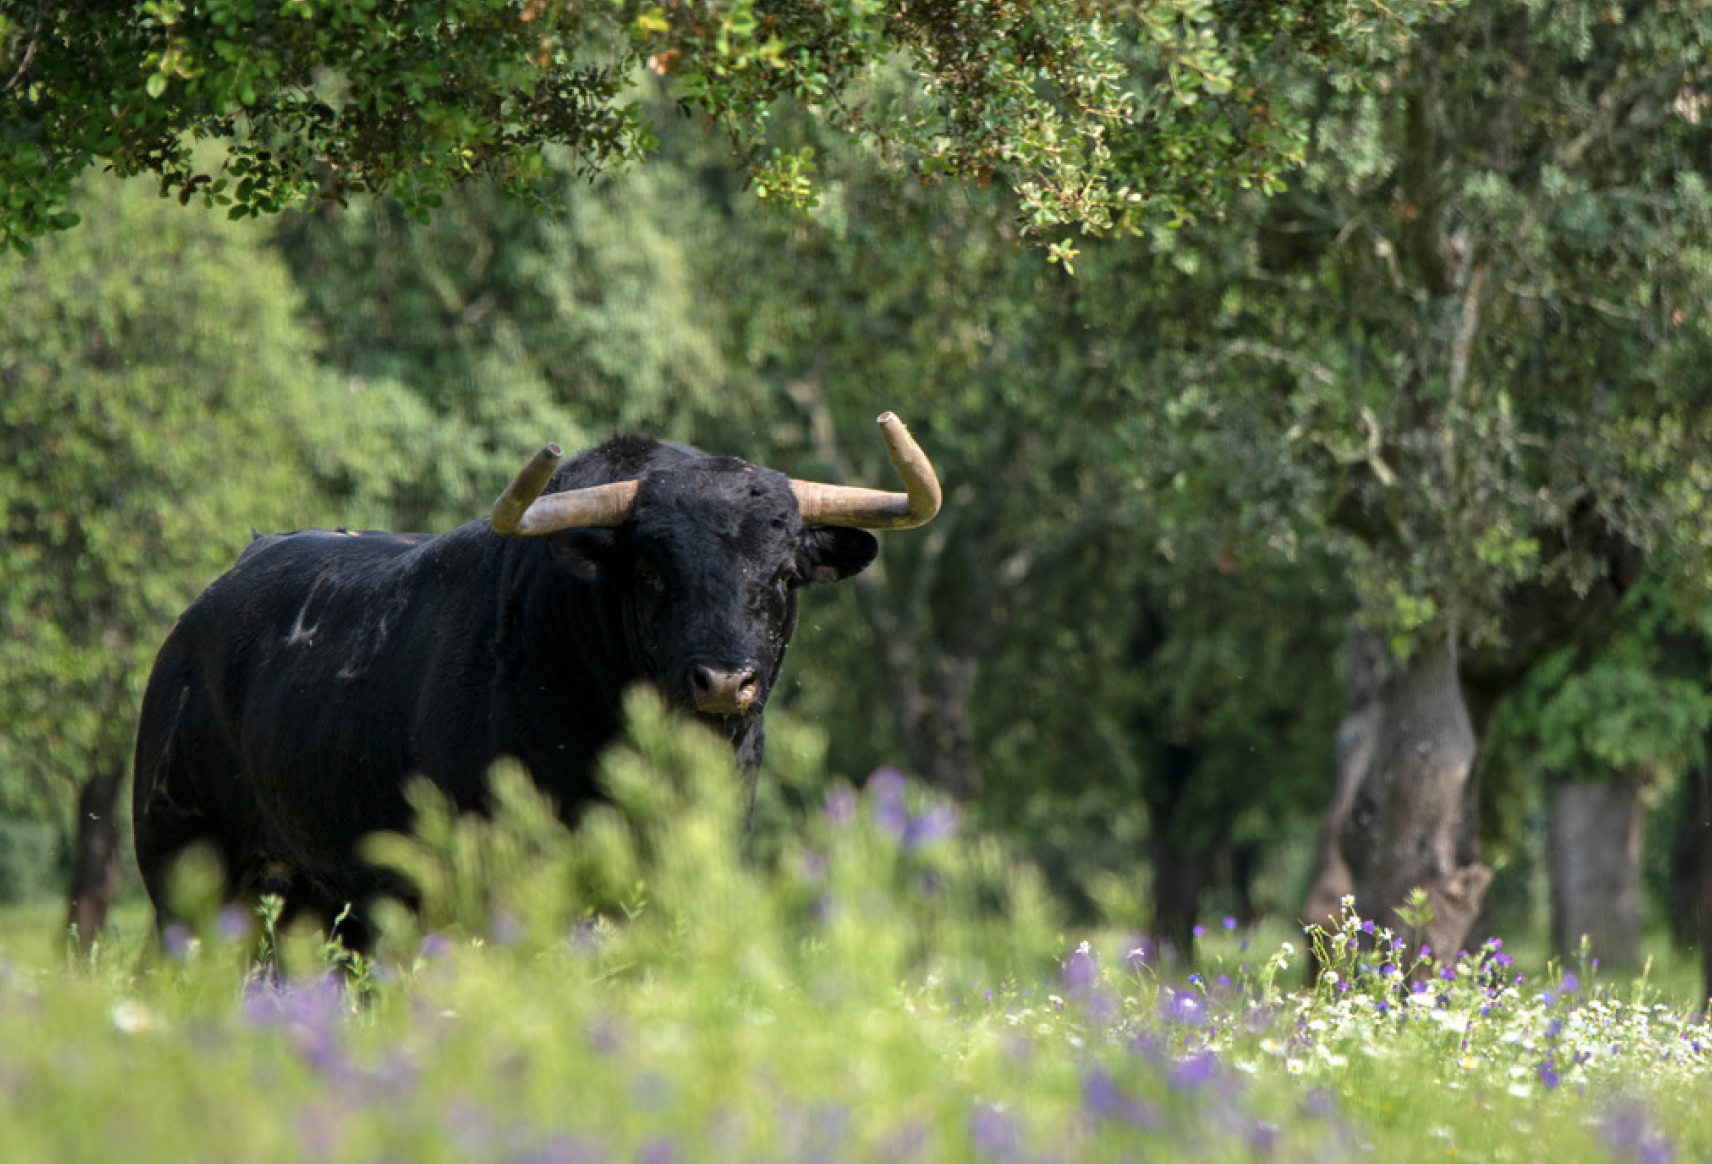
[{"x1": 489, "y1": 413, "x2": 941, "y2": 722}]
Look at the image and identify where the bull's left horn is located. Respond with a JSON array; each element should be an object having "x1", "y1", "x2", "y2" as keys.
[
  {"x1": 791, "y1": 412, "x2": 943, "y2": 530},
  {"x1": 491, "y1": 444, "x2": 640, "y2": 537}
]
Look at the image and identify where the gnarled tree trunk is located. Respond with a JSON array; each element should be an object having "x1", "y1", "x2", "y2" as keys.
[
  {"x1": 1340, "y1": 632, "x2": 1491, "y2": 957},
  {"x1": 1549, "y1": 775, "x2": 1642, "y2": 972},
  {"x1": 66, "y1": 767, "x2": 124, "y2": 960},
  {"x1": 1670, "y1": 767, "x2": 1712, "y2": 1008}
]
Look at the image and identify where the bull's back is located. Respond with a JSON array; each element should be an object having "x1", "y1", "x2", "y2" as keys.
[{"x1": 134, "y1": 528, "x2": 499, "y2": 894}]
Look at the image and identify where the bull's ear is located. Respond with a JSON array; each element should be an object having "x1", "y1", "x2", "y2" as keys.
[
  {"x1": 549, "y1": 530, "x2": 617, "y2": 582},
  {"x1": 798, "y1": 527, "x2": 879, "y2": 584}
]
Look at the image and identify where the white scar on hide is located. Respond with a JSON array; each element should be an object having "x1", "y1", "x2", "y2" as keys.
[{"x1": 285, "y1": 571, "x2": 334, "y2": 647}]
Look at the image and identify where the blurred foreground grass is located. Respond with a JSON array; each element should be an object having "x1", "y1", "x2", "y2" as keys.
[{"x1": 1, "y1": 693, "x2": 1707, "y2": 1162}]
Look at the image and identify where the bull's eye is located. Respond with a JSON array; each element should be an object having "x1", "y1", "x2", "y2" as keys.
[{"x1": 634, "y1": 562, "x2": 665, "y2": 593}]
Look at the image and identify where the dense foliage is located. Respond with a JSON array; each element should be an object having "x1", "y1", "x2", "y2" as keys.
[{"x1": 0, "y1": 0, "x2": 1454, "y2": 253}]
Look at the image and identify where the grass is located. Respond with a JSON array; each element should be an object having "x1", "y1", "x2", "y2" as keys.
[{"x1": 1, "y1": 693, "x2": 1706, "y2": 1162}]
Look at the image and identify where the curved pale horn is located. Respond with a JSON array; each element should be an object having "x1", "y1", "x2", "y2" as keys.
[
  {"x1": 791, "y1": 412, "x2": 943, "y2": 530},
  {"x1": 490, "y1": 444, "x2": 640, "y2": 537}
]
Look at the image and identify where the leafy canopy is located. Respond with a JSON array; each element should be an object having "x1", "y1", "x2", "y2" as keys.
[{"x1": 0, "y1": 0, "x2": 1453, "y2": 252}]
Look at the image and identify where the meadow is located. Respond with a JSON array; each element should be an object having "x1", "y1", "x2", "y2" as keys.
[{"x1": 1, "y1": 696, "x2": 1705, "y2": 1163}]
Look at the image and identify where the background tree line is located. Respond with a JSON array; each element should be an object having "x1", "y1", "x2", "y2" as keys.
[{"x1": 5, "y1": 0, "x2": 1712, "y2": 991}]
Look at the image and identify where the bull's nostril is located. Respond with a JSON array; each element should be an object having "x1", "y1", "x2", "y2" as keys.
[{"x1": 692, "y1": 664, "x2": 760, "y2": 715}]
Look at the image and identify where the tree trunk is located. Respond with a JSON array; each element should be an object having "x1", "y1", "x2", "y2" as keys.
[
  {"x1": 1340, "y1": 632, "x2": 1491, "y2": 957},
  {"x1": 1140, "y1": 740, "x2": 1213, "y2": 961},
  {"x1": 915, "y1": 655, "x2": 982, "y2": 800},
  {"x1": 1548, "y1": 776, "x2": 1642, "y2": 972},
  {"x1": 66, "y1": 768, "x2": 124, "y2": 960},
  {"x1": 1670, "y1": 767, "x2": 1712, "y2": 1008},
  {"x1": 1302, "y1": 627, "x2": 1387, "y2": 938}
]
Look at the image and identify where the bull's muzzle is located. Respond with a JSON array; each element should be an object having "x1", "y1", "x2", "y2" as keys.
[{"x1": 692, "y1": 664, "x2": 760, "y2": 717}]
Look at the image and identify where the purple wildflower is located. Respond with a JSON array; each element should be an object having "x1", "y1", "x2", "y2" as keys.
[
  {"x1": 968, "y1": 1103, "x2": 1023, "y2": 1162},
  {"x1": 1224, "y1": 916, "x2": 1238, "y2": 931},
  {"x1": 1083, "y1": 1068, "x2": 1155, "y2": 1127},
  {"x1": 242, "y1": 974, "x2": 348, "y2": 1079},
  {"x1": 1562, "y1": 972, "x2": 1581, "y2": 994},
  {"x1": 585, "y1": 1016, "x2": 624, "y2": 1057},
  {"x1": 824, "y1": 783, "x2": 858, "y2": 825},
  {"x1": 215, "y1": 905, "x2": 253, "y2": 944},
  {"x1": 1158, "y1": 989, "x2": 1206, "y2": 1028},
  {"x1": 1602, "y1": 1101, "x2": 1677, "y2": 1164},
  {"x1": 638, "y1": 1138, "x2": 682, "y2": 1164},
  {"x1": 902, "y1": 803, "x2": 959, "y2": 851},
  {"x1": 1249, "y1": 1120, "x2": 1282, "y2": 1156},
  {"x1": 1062, "y1": 944, "x2": 1097, "y2": 992},
  {"x1": 1168, "y1": 1051, "x2": 1222, "y2": 1091},
  {"x1": 868, "y1": 767, "x2": 911, "y2": 838},
  {"x1": 880, "y1": 1121, "x2": 929, "y2": 1163},
  {"x1": 162, "y1": 922, "x2": 194, "y2": 961}
]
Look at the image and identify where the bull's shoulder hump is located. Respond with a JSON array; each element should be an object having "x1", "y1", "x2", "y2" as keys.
[{"x1": 239, "y1": 528, "x2": 435, "y2": 562}]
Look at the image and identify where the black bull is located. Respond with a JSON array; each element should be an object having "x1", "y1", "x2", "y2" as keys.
[{"x1": 132, "y1": 414, "x2": 940, "y2": 950}]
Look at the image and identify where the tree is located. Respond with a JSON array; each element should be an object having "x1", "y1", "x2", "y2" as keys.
[
  {"x1": 1153, "y1": 0, "x2": 1712, "y2": 956},
  {"x1": 0, "y1": 0, "x2": 1449, "y2": 252},
  {"x1": 0, "y1": 172, "x2": 427, "y2": 950},
  {"x1": 1484, "y1": 583, "x2": 1712, "y2": 971}
]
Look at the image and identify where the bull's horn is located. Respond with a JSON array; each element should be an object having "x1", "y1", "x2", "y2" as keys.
[
  {"x1": 791, "y1": 412, "x2": 943, "y2": 530},
  {"x1": 490, "y1": 444, "x2": 640, "y2": 537}
]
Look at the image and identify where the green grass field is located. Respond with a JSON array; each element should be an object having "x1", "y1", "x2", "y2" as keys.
[{"x1": 2, "y1": 699, "x2": 1705, "y2": 1162}]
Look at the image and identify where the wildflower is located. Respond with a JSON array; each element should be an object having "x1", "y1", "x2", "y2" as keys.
[
  {"x1": 638, "y1": 1138, "x2": 683, "y2": 1164},
  {"x1": 823, "y1": 783, "x2": 858, "y2": 825},
  {"x1": 903, "y1": 803, "x2": 959, "y2": 851},
  {"x1": 1224, "y1": 916, "x2": 1238, "y2": 931},
  {"x1": 869, "y1": 767, "x2": 911, "y2": 837},
  {"x1": 215, "y1": 904, "x2": 253, "y2": 944},
  {"x1": 1249, "y1": 1121, "x2": 1282, "y2": 1155},
  {"x1": 968, "y1": 1103, "x2": 1023, "y2": 1162},
  {"x1": 1168, "y1": 1051, "x2": 1221, "y2": 1091},
  {"x1": 1159, "y1": 990, "x2": 1205, "y2": 1028},
  {"x1": 243, "y1": 974, "x2": 348, "y2": 1078},
  {"x1": 1061, "y1": 942, "x2": 1097, "y2": 993},
  {"x1": 161, "y1": 922, "x2": 196, "y2": 962},
  {"x1": 1601, "y1": 1100, "x2": 1678, "y2": 1164},
  {"x1": 1083, "y1": 1068, "x2": 1155, "y2": 1127},
  {"x1": 110, "y1": 999, "x2": 157, "y2": 1035}
]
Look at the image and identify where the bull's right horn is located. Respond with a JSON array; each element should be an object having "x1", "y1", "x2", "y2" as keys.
[{"x1": 490, "y1": 444, "x2": 640, "y2": 537}]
